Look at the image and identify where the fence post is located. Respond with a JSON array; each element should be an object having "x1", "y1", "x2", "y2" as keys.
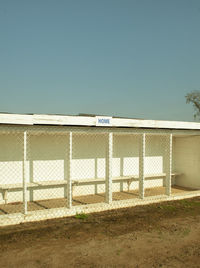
[
  {"x1": 166, "y1": 134, "x2": 172, "y2": 196},
  {"x1": 106, "y1": 132, "x2": 113, "y2": 204},
  {"x1": 23, "y1": 131, "x2": 27, "y2": 215},
  {"x1": 139, "y1": 133, "x2": 145, "y2": 199},
  {"x1": 67, "y1": 131, "x2": 72, "y2": 208}
]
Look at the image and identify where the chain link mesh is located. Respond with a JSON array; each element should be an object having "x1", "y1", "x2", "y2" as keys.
[
  {"x1": 0, "y1": 125, "x2": 199, "y2": 225},
  {"x1": 112, "y1": 134, "x2": 140, "y2": 200},
  {"x1": 144, "y1": 134, "x2": 168, "y2": 197},
  {"x1": 0, "y1": 131, "x2": 24, "y2": 215},
  {"x1": 72, "y1": 133, "x2": 107, "y2": 205}
]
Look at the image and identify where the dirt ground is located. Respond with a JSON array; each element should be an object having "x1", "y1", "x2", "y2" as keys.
[{"x1": 0, "y1": 197, "x2": 200, "y2": 268}]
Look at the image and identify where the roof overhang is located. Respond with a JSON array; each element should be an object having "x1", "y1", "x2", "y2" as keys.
[{"x1": 0, "y1": 113, "x2": 200, "y2": 130}]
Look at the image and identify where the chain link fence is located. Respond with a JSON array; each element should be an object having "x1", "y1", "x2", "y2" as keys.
[
  {"x1": 0, "y1": 125, "x2": 199, "y2": 225},
  {"x1": 0, "y1": 131, "x2": 24, "y2": 215},
  {"x1": 144, "y1": 134, "x2": 169, "y2": 197}
]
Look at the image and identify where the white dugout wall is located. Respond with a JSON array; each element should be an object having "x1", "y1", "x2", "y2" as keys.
[{"x1": 0, "y1": 125, "x2": 200, "y2": 211}]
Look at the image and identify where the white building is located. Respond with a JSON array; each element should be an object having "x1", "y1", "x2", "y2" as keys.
[{"x1": 0, "y1": 113, "x2": 200, "y2": 225}]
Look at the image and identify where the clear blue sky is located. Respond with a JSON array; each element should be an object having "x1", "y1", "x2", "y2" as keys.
[{"x1": 0, "y1": 0, "x2": 200, "y2": 121}]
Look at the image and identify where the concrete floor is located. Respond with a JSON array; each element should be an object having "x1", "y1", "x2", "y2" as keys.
[{"x1": 0, "y1": 185, "x2": 197, "y2": 215}]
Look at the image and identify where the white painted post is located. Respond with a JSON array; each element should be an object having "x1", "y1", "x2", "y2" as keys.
[
  {"x1": 166, "y1": 134, "x2": 172, "y2": 196},
  {"x1": 139, "y1": 133, "x2": 145, "y2": 199},
  {"x1": 23, "y1": 131, "x2": 27, "y2": 215},
  {"x1": 106, "y1": 132, "x2": 113, "y2": 204},
  {"x1": 67, "y1": 132, "x2": 72, "y2": 208}
]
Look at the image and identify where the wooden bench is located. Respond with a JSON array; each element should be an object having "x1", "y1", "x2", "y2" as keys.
[
  {"x1": 0, "y1": 181, "x2": 68, "y2": 204},
  {"x1": 0, "y1": 173, "x2": 180, "y2": 204},
  {"x1": 0, "y1": 182, "x2": 38, "y2": 204},
  {"x1": 72, "y1": 173, "x2": 180, "y2": 191}
]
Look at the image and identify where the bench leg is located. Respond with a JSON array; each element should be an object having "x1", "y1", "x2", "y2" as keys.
[
  {"x1": 95, "y1": 184, "x2": 98, "y2": 195},
  {"x1": 120, "y1": 181, "x2": 123, "y2": 192},
  {"x1": 127, "y1": 182, "x2": 131, "y2": 192},
  {"x1": 2, "y1": 190, "x2": 8, "y2": 204},
  {"x1": 72, "y1": 185, "x2": 75, "y2": 198}
]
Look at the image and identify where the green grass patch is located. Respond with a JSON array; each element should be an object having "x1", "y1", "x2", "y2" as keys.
[
  {"x1": 158, "y1": 204, "x2": 177, "y2": 212},
  {"x1": 181, "y1": 228, "x2": 191, "y2": 237},
  {"x1": 75, "y1": 213, "x2": 88, "y2": 220},
  {"x1": 116, "y1": 249, "x2": 121, "y2": 256},
  {"x1": 179, "y1": 199, "x2": 200, "y2": 208}
]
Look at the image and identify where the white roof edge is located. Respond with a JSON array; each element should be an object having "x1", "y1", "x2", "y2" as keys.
[{"x1": 0, "y1": 113, "x2": 200, "y2": 130}]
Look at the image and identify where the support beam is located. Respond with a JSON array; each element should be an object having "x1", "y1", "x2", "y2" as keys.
[
  {"x1": 95, "y1": 158, "x2": 98, "y2": 194},
  {"x1": 139, "y1": 133, "x2": 145, "y2": 199},
  {"x1": 23, "y1": 131, "x2": 27, "y2": 214},
  {"x1": 106, "y1": 133, "x2": 113, "y2": 204},
  {"x1": 166, "y1": 134, "x2": 172, "y2": 196},
  {"x1": 67, "y1": 132, "x2": 72, "y2": 208}
]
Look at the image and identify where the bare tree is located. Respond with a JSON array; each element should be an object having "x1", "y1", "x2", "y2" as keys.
[{"x1": 185, "y1": 90, "x2": 200, "y2": 120}]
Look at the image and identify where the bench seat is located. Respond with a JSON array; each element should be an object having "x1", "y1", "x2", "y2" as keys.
[
  {"x1": 73, "y1": 173, "x2": 180, "y2": 185},
  {"x1": 0, "y1": 182, "x2": 38, "y2": 190},
  {"x1": 0, "y1": 173, "x2": 181, "y2": 203},
  {"x1": 35, "y1": 180, "x2": 68, "y2": 187},
  {"x1": 0, "y1": 181, "x2": 68, "y2": 203}
]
